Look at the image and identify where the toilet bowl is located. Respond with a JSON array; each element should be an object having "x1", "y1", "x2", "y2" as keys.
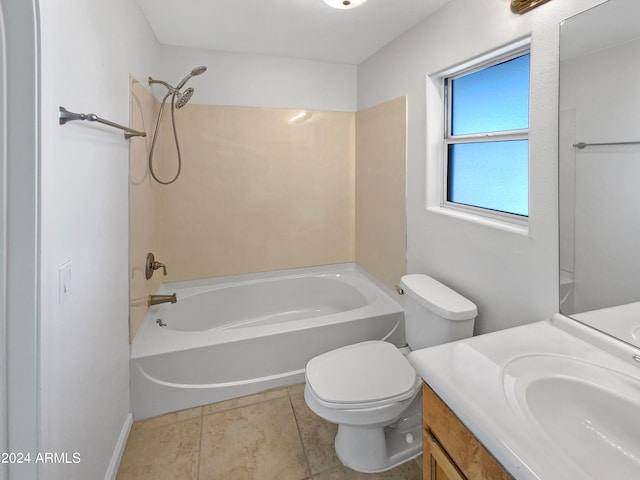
[{"x1": 304, "y1": 274, "x2": 477, "y2": 473}]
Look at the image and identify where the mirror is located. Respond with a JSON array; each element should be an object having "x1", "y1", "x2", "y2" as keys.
[{"x1": 559, "y1": 0, "x2": 640, "y2": 347}]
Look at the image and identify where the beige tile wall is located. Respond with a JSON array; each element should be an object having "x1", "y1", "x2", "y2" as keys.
[
  {"x1": 129, "y1": 78, "x2": 162, "y2": 341},
  {"x1": 355, "y1": 96, "x2": 407, "y2": 288},
  {"x1": 157, "y1": 105, "x2": 355, "y2": 282}
]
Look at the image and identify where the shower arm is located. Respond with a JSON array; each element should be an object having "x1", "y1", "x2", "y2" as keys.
[
  {"x1": 59, "y1": 106, "x2": 146, "y2": 139},
  {"x1": 148, "y1": 77, "x2": 179, "y2": 94}
]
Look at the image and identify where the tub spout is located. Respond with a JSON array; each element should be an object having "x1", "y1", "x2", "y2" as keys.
[{"x1": 149, "y1": 293, "x2": 177, "y2": 306}]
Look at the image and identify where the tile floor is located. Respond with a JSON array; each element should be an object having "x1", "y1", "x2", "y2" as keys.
[{"x1": 117, "y1": 384, "x2": 423, "y2": 480}]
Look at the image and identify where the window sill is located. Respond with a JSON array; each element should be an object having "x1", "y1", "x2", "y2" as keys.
[{"x1": 427, "y1": 204, "x2": 529, "y2": 236}]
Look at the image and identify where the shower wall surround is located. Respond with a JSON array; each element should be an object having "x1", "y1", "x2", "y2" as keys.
[
  {"x1": 158, "y1": 104, "x2": 356, "y2": 282},
  {"x1": 355, "y1": 96, "x2": 407, "y2": 288},
  {"x1": 129, "y1": 78, "x2": 163, "y2": 340},
  {"x1": 129, "y1": 80, "x2": 407, "y2": 341}
]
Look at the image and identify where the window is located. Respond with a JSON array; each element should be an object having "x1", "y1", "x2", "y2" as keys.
[{"x1": 444, "y1": 52, "x2": 530, "y2": 218}]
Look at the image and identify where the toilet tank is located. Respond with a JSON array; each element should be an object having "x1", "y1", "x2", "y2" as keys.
[{"x1": 399, "y1": 274, "x2": 477, "y2": 350}]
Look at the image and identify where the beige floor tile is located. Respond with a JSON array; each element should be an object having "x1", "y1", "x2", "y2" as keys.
[
  {"x1": 311, "y1": 460, "x2": 423, "y2": 479},
  {"x1": 202, "y1": 387, "x2": 288, "y2": 416},
  {"x1": 117, "y1": 418, "x2": 201, "y2": 480},
  {"x1": 130, "y1": 406, "x2": 202, "y2": 434},
  {"x1": 413, "y1": 455, "x2": 423, "y2": 471},
  {"x1": 119, "y1": 384, "x2": 424, "y2": 480},
  {"x1": 286, "y1": 383, "x2": 305, "y2": 396},
  {"x1": 289, "y1": 391, "x2": 341, "y2": 475},
  {"x1": 199, "y1": 396, "x2": 309, "y2": 480}
]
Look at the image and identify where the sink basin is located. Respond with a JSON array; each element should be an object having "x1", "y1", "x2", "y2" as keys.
[
  {"x1": 409, "y1": 318, "x2": 640, "y2": 479},
  {"x1": 503, "y1": 355, "x2": 640, "y2": 478}
]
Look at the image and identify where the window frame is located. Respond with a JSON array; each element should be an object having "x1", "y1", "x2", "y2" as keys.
[{"x1": 441, "y1": 47, "x2": 531, "y2": 224}]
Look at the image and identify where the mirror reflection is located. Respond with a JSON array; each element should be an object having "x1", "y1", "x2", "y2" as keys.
[{"x1": 559, "y1": 0, "x2": 640, "y2": 347}]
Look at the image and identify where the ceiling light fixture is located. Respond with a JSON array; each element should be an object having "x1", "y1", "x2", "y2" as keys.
[{"x1": 322, "y1": 0, "x2": 368, "y2": 10}]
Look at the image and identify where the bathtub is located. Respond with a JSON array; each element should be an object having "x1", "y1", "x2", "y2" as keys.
[{"x1": 130, "y1": 263, "x2": 404, "y2": 420}]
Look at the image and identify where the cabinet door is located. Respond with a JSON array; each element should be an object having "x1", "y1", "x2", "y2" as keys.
[
  {"x1": 422, "y1": 384, "x2": 512, "y2": 480},
  {"x1": 424, "y1": 429, "x2": 466, "y2": 480}
]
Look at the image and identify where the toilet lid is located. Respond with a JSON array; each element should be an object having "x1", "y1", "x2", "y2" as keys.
[{"x1": 305, "y1": 341, "x2": 418, "y2": 406}]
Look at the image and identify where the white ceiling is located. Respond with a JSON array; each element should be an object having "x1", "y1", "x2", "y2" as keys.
[{"x1": 137, "y1": 0, "x2": 450, "y2": 65}]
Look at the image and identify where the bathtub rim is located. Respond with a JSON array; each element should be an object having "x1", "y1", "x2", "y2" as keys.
[{"x1": 131, "y1": 263, "x2": 404, "y2": 359}]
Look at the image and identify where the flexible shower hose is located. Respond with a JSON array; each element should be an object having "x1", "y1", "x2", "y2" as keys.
[{"x1": 148, "y1": 91, "x2": 183, "y2": 185}]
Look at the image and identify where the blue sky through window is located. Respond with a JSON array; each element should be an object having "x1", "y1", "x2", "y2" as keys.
[
  {"x1": 446, "y1": 53, "x2": 530, "y2": 217},
  {"x1": 448, "y1": 141, "x2": 528, "y2": 216},
  {"x1": 451, "y1": 54, "x2": 530, "y2": 135}
]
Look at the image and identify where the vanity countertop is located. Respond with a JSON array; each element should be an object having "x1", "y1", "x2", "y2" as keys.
[{"x1": 408, "y1": 318, "x2": 640, "y2": 480}]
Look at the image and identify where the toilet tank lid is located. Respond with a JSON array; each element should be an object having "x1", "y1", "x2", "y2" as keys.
[{"x1": 399, "y1": 274, "x2": 477, "y2": 321}]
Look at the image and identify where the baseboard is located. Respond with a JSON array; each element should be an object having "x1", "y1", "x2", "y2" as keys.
[{"x1": 104, "y1": 412, "x2": 133, "y2": 480}]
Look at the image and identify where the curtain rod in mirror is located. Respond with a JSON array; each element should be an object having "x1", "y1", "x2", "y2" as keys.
[
  {"x1": 511, "y1": 0, "x2": 552, "y2": 14},
  {"x1": 573, "y1": 141, "x2": 640, "y2": 149}
]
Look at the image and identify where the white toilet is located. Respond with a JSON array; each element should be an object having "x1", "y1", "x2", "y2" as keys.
[{"x1": 304, "y1": 274, "x2": 477, "y2": 473}]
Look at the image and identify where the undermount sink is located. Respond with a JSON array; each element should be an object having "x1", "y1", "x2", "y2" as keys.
[{"x1": 503, "y1": 355, "x2": 640, "y2": 479}]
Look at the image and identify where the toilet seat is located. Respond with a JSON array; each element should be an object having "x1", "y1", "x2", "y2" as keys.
[{"x1": 305, "y1": 341, "x2": 419, "y2": 409}]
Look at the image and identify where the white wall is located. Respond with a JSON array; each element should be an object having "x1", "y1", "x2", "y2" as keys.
[
  {"x1": 154, "y1": 45, "x2": 357, "y2": 111},
  {"x1": 357, "y1": 0, "x2": 607, "y2": 334},
  {"x1": 38, "y1": 0, "x2": 157, "y2": 478}
]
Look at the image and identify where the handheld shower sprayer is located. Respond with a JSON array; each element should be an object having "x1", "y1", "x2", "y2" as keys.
[
  {"x1": 148, "y1": 66, "x2": 207, "y2": 95},
  {"x1": 176, "y1": 66, "x2": 207, "y2": 90},
  {"x1": 147, "y1": 66, "x2": 207, "y2": 184}
]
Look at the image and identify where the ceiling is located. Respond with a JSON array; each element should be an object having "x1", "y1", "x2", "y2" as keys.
[{"x1": 137, "y1": 0, "x2": 450, "y2": 65}]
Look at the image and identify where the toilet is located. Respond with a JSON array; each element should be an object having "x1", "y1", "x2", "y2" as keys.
[{"x1": 304, "y1": 274, "x2": 477, "y2": 473}]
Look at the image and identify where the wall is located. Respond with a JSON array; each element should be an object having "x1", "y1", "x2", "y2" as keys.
[
  {"x1": 38, "y1": 0, "x2": 157, "y2": 478},
  {"x1": 357, "y1": 0, "x2": 606, "y2": 334},
  {"x1": 154, "y1": 45, "x2": 357, "y2": 111},
  {"x1": 560, "y1": 37, "x2": 640, "y2": 312},
  {"x1": 355, "y1": 96, "x2": 407, "y2": 288},
  {"x1": 158, "y1": 104, "x2": 355, "y2": 283}
]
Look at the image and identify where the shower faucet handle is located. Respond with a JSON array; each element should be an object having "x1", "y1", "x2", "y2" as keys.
[
  {"x1": 153, "y1": 262, "x2": 167, "y2": 276},
  {"x1": 145, "y1": 252, "x2": 167, "y2": 279}
]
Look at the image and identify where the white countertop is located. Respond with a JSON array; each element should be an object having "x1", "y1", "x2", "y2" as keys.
[{"x1": 408, "y1": 318, "x2": 640, "y2": 480}]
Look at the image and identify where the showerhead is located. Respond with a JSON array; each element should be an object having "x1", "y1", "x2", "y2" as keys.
[
  {"x1": 174, "y1": 87, "x2": 194, "y2": 109},
  {"x1": 175, "y1": 65, "x2": 207, "y2": 90},
  {"x1": 191, "y1": 66, "x2": 207, "y2": 76}
]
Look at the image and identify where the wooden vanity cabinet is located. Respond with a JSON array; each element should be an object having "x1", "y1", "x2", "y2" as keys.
[{"x1": 422, "y1": 384, "x2": 512, "y2": 480}]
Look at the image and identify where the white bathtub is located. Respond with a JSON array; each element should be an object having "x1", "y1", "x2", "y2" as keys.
[{"x1": 130, "y1": 263, "x2": 405, "y2": 420}]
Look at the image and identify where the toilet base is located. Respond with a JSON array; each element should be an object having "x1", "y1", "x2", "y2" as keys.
[{"x1": 333, "y1": 395, "x2": 423, "y2": 473}]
